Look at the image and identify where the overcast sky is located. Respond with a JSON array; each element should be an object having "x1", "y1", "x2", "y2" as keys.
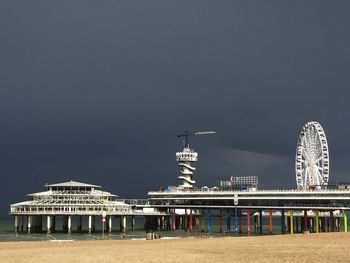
[{"x1": 1, "y1": 1, "x2": 350, "y2": 216}]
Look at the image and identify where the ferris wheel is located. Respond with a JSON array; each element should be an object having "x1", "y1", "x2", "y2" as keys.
[{"x1": 295, "y1": 121, "x2": 330, "y2": 190}]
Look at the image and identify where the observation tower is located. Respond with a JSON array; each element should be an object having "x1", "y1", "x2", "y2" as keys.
[
  {"x1": 176, "y1": 131, "x2": 215, "y2": 189},
  {"x1": 176, "y1": 146, "x2": 198, "y2": 189}
]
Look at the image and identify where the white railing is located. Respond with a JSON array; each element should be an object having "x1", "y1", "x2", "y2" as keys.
[{"x1": 148, "y1": 188, "x2": 350, "y2": 195}]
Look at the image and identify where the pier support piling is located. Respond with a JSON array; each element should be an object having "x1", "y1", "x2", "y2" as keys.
[
  {"x1": 27, "y1": 216, "x2": 32, "y2": 233},
  {"x1": 316, "y1": 210, "x2": 319, "y2": 233},
  {"x1": 330, "y1": 211, "x2": 334, "y2": 232},
  {"x1": 289, "y1": 210, "x2": 294, "y2": 234},
  {"x1": 92, "y1": 216, "x2": 96, "y2": 232},
  {"x1": 235, "y1": 207, "x2": 239, "y2": 236},
  {"x1": 226, "y1": 209, "x2": 230, "y2": 233},
  {"x1": 67, "y1": 216, "x2": 72, "y2": 234},
  {"x1": 189, "y1": 209, "x2": 193, "y2": 231},
  {"x1": 247, "y1": 209, "x2": 251, "y2": 235},
  {"x1": 269, "y1": 209, "x2": 273, "y2": 234},
  {"x1": 21, "y1": 216, "x2": 24, "y2": 232},
  {"x1": 172, "y1": 211, "x2": 176, "y2": 230},
  {"x1": 132, "y1": 216, "x2": 136, "y2": 231},
  {"x1": 238, "y1": 209, "x2": 242, "y2": 234},
  {"x1": 88, "y1": 215, "x2": 92, "y2": 234},
  {"x1": 296, "y1": 216, "x2": 300, "y2": 233},
  {"x1": 344, "y1": 211, "x2": 348, "y2": 232},
  {"x1": 157, "y1": 217, "x2": 161, "y2": 231},
  {"x1": 207, "y1": 208, "x2": 211, "y2": 233},
  {"x1": 14, "y1": 216, "x2": 19, "y2": 232},
  {"x1": 195, "y1": 214, "x2": 200, "y2": 228},
  {"x1": 46, "y1": 216, "x2": 51, "y2": 234},
  {"x1": 108, "y1": 216, "x2": 112, "y2": 233},
  {"x1": 123, "y1": 216, "x2": 127, "y2": 233},
  {"x1": 77, "y1": 216, "x2": 82, "y2": 232},
  {"x1": 259, "y1": 209, "x2": 263, "y2": 235},
  {"x1": 52, "y1": 216, "x2": 56, "y2": 233},
  {"x1": 120, "y1": 216, "x2": 126, "y2": 233},
  {"x1": 281, "y1": 209, "x2": 285, "y2": 234},
  {"x1": 167, "y1": 216, "x2": 171, "y2": 231},
  {"x1": 219, "y1": 209, "x2": 222, "y2": 233},
  {"x1": 303, "y1": 210, "x2": 308, "y2": 233}
]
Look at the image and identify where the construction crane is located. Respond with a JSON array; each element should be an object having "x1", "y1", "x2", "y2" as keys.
[{"x1": 177, "y1": 130, "x2": 216, "y2": 148}]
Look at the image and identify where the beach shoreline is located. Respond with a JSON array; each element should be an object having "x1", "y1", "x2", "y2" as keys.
[{"x1": 0, "y1": 232, "x2": 349, "y2": 262}]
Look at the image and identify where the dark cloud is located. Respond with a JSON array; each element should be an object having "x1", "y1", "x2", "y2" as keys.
[{"x1": 1, "y1": 1, "x2": 350, "y2": 215}]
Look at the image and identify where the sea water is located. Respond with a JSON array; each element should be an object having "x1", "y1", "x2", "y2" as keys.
[{"x1": 0, "y1": 215, "x2": 345, "y2": 242}]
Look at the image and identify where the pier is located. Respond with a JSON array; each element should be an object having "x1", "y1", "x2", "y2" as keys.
[{"x1": 10, "y1": 182, "x2": 350, "y2": 236}]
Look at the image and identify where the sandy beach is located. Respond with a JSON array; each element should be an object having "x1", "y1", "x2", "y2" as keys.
[{"x1": 0, "y1": 232, "x2": 349, "y2": 263}]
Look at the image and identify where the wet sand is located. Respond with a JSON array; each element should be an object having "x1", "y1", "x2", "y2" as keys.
[{"x1": 0, "y1": 232, "x2": 349, "y2": 263}]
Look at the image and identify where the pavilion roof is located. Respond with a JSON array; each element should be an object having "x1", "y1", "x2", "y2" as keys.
[{"x1": 46, "y1": 180, "x2": 101, "y2": 188}]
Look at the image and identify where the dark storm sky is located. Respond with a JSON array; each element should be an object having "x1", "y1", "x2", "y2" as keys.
[{"x1": 1, "y1": 1, "x2": 350, "y2": 216}]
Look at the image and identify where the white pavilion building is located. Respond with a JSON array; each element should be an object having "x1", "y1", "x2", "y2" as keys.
[{"x1": 10, "y1": 180, "x2": 132, "y2": 233}]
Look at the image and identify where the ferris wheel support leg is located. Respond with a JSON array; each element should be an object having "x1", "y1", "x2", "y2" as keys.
[
  {"x1": 289, "y1": 210, "x2": 294, "y2": 234},
  {"x1": 344, "y1": 211, "x2": 348, "y2": 232},
  {"x1": 315, "y1": 210, "x2": 319, "y2": 233}
]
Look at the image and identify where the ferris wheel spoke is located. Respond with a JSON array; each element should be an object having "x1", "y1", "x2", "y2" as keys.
[
  {"x1": 302, "y1": 150, "x2": 310, "y2": 162},
  {"x1": 316, "y1": 165, "x2": 323, "y2": 171},
  {"x1": 303, "y1": 167, "x2": 309, "y2": 184},
  {"x1": 316, "y1": 169, "x2": 324, "y2": 184},
  {"x1": 315, "y1": 156, "x2": 323, "y2": 163}
]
